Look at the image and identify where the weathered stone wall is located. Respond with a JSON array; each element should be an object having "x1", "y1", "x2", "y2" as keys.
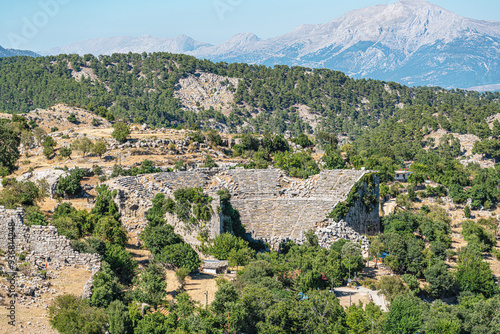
[
  {"x1": 107, "y1": 168, "x2": 380, "y2": 249},
  {"x1": 222, "y1": 169, "x2": 379, "y2": 247},
  {"x1": 341, "y1": 175, "x2": 380, "y2": 236},
  {"x1": 0, "y1": 207, "x2": 100, "y2": 298}
]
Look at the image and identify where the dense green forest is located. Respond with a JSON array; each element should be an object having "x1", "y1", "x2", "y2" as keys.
[{"x1": 1, "y1": 53, "x2": 499, "y2": 137}]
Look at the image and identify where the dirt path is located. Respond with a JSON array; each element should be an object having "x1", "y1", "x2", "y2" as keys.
[
  {"x1": 164, "y1": 269, "x2": 235, "y2": 307},
  {"x1": 356, "y1": 286, "x2": 388, "y2": 311},
  {"x1": 331, "y1": 286, "x2": 370, "y2": 308},
  {"x1": 382, "y1": 199, "x2": 397, "y2": 216}
]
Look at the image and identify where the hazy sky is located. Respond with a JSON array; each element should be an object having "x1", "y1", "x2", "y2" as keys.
[{"x1": 1, "y1": 0, "x2": 499, "y2": 51}]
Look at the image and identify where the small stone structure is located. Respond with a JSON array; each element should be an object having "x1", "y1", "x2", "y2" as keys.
[
  {"x1": 107, "y1": 168, "x2": 380, "y2": 250},
  {"x1": 0, "y1": 207, "x2": 100, "y2": 298},
  {"x1": 394, "y1": 170, "x2": 412, "y2": 182},
  {"x1": 202, "y1": 260, "x2": 229, "y2": 274}
]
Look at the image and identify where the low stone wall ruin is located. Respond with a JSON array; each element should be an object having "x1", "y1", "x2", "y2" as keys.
[{"x1": 0, "y1": 207, "x2": 100, "y2": 298}]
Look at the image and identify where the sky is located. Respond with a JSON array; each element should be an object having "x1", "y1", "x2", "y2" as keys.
[{"x1": 1, "y1": 0, "x2": 500, "y2": 52}]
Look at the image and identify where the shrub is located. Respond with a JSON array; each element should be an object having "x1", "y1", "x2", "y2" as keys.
[
  {"x1": 158, "y1": 243, "x2": 200, "y2": 273},
  {"x1": 424, "y1": 261, "x2": 455, "y2": 298},
  {"x1": 56, "y1": 168, "x2": 86, "y2": 197},
  {"x1": 204, "y1": 233, "x2": 254, "y2": 265},
  {"x1": 92, "y1": 139, "x2": 107, "y2": 158},
  {"x1": 464, "y1": 205, "x2": 471, "y2": 218},
  {"x1": 49, "y1": 294, "x2": 108, "y2": 334},
  {"x1": 240, "y1": 133, "x2": 260, "y2": 151},
  {"x1": 323, "y1": 149, "x2": 346, "y2": 169},
  {"x1": 25, "y1": 210, "x2": 48, "y2": 226},
  {"x1": 461, "y1": 221, "x2": 495, "y2": 252},
  {"x1": 189, "y1": 131, "x2": 205, "y2": 143},
  {"x1": 93, "y1": 215, "x2": 128, "y2": 246},
  {"x1": 174, "y1": 160, "x2": 184, "y2": 171},
  {"x1": 67, "y1": 113, "x2": 78, "y2": 123},
  {"x1": 274, "y1": 151, "x2": 319, "y2": 179},
  {"x1": 203, "y1": 155, "x2": 218, "y2": 168},
  {"x1": 206, "y1": 129, "x2": 222, "y2": 146},
  {"x1": 377, "y1": 275, "x2": 407, "y2": 302},
  {"x1": 455, "y1": 246, "x2": 497, "y2": 297},
  {"x1": 92, "y1": 164, "x2": 102, "y2": 175},
  {"x1": 53, "y1": 217, "x2": 81, "y2": 240},
  {"x1": 104, "y1": 243, "x2": 136, "y2": 284},
  {"x1": 42, "y1": 136, "x2": 57, "y2": 158},
  {"x1": 175, "y1": 267, "x2": 190, "y2": 290},
  {"x1": 133, "y1": 262, "x2": 166, "y2": 308},
  {"x1": 59, "y1": 147, "x2": 72, "y2": 158},
  {"x1": 291, "y1": 133, "x2": 313, "y2": 148},
  {"x1": 71, "y1": 137, "x2": 94, "y2": 157},
  {"x1": 141, "y1": 225, "x2": 182, "y2": 256},
  {"x1": 112, "y1": 122, "x2": 130, "y2": 143}
]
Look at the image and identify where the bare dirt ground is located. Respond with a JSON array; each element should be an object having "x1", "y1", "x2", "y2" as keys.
[
  {"x1": 164, "y1": 269, "x2": 236, "y2": 307},
  {"x1": 332, "y1": 286, "x2": 371, "y2": 308},
  {"x1": 0, "y1": 266, "x2": 91, "y2": 334}
]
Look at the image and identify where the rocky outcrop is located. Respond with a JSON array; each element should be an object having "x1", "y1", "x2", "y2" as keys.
[
  {"x1": 174, "y1": 71, "x2": 239, "y2": 115},
  {"x1": 17, "y1": 169, "x2": 69, "y2": 198}
]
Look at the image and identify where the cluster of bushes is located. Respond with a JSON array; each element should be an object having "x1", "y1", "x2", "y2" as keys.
[
  {"x1": 161, "y1": 187, "x2": 214, "y2": 228},
  {"x1": 274, "y1": 151, "x2": 319, "y2": 178},
  {"x1": 230, "y1": 131, "x2": 344, "y2": 179},
  {"x1": 2, "y1": 53, "x2": 499, "y2": 139},
  {"x1": 141, "y1": 193, "x2": 201, "y2": 273},
  {"x1": 47, "y1": 203, "x2": 500, "y2": 334},
  {"x1": 461, "y1": 220, "x2": 496, "y2": 252},
  {"x1": 70, "y1": 137, "x2": 108, "y2": 158},
  {"x1": 56, "y1": 167, "x2": 87, "y2": 198},
  {"x1": 110, "y1": 159, "x2": 162, "y2": 177},
  {"x1": 49, "y1": 231, "x2": 368, "y2": 334},
  {"x1": 202, "y1": 233, "x2": 255, "y2": 267},
  {"x1": 370, "y1": 210, "x2": 498, "y2": 301},
  {"x1": 51, "y1": 185, "x2": 136, "y2": 288}
]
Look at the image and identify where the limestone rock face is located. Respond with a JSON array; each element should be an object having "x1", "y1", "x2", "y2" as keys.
[
  {"x1": 174, "y1": 71, "x2": 239, "y2": 115},
  {"x1": 17, "y1": 168, "x2": 69, "y2": 198}
]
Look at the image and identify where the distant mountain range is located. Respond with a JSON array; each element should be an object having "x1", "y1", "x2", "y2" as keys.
[
  {"x1": 34, "y1": 0, "x2": 500, "y2": 90},
  {"x1": 0, "y1": 45, "x2": 39, "y2": 58},
  {"x1": 44, "y1": 34, "x2": 211, "y2": 56}
]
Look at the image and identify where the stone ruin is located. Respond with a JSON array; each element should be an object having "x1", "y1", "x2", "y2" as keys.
[
  {"x1": 0, "y1": 207, "x2": 100, "y2": 301},
  {"x1": 106, "y1": 168, "x2": 380, "y2": 250}
]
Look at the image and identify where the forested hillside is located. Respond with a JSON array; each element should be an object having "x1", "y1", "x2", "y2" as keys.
[{"x1": 1, "y1": 53, "x2": 499, "y2": 138}]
